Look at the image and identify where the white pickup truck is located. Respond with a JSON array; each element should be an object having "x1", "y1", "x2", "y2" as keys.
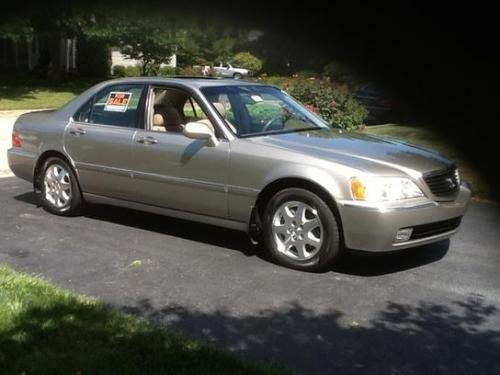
[{"x1": 212, "y1": 63, "x2": 251, "y2": 79}]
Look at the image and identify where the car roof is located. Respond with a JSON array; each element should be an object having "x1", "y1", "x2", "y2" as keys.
[{"x1": 102, "y1": 77, "x2": 267, "y2": 89}]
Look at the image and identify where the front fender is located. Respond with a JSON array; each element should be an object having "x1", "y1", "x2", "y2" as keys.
[{"x1": 261, "y1": 164, "x2": 344, "y2": 200}]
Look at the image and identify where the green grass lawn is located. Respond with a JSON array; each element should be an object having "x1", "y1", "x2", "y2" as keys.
[
  {"x1": 0, "y1": 265, "x2": 288, "y2": 375},
  {"x1": 360, "y1": 124, "x2": 492, "y2": 200},
  {"x1": 0, "y1": 86, "x2": 80, "y2": 110}
]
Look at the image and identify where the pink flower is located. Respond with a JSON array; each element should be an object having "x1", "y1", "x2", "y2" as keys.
[{"x1": 306, "y1": 104, "x2": 315, "y2": 112}]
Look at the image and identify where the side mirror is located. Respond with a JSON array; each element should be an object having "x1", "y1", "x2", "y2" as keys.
[{"x1": 183, "y1": 122, "x2": 219, "y2": 147}]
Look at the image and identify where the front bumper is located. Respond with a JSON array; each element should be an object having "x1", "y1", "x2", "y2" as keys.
[{"x1": 336, "y1": 184, "x2": 471, "y2": 252}]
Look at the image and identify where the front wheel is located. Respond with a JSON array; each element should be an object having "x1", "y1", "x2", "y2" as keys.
[
  {"x1": 233, "y1": 73, "x2": 242, "y2": 79},
  {"x1": 40, "y1": 157, "x2": 83, "y2": 216},
  {"x1": 262, "y1": 188, "x2": 341, "y2": 272}
]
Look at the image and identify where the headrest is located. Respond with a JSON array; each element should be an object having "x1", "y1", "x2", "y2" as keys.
[
  {"x1": 212, "y1": 102, "x2": 227, "y2": 117},
  {"x1": 154, "y1": 90, "x2": 167, "y2": 105},
  {"x1": 153, "y1": 113, "x2": 164, "y2": 126}
]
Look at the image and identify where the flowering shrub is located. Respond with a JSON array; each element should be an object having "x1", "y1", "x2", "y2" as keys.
[{"x1": 287, "y1": 79, "x2": 367, "y2": 130}]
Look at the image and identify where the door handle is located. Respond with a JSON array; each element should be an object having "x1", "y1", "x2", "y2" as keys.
[
  {"x1": 69, "y1": 127, "x2": 86, "y2": 136},
  {"x1": 136, "y1": 136, "x2": 158, "y2": 145}
]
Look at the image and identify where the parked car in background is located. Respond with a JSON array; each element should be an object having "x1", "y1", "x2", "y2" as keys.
[
  {"x1": 213, "y1": 63, "x2": 251, "y2": 79},
  {"x1": 8, "y1": 77, "x2": 470, "y2": 272},
  {"x1": 354, "y1": 83, "x2": 394, "y2": 124}
]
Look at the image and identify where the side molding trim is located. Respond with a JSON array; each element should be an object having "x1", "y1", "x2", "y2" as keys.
[{"x1": 83, "y1": 193, "x2": 248, "y2": 232}]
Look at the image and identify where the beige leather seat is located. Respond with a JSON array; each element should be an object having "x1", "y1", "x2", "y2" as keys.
[
  {"x1": 163, "y1": 107, "x2": 184, "y2": 133},
  {"x1": 153, "y1": 106, "x2": 184, "y2": 133},
  {"x1": 152, "y1": 113, "x2": 166, "y2": 132},
  {"x1": 197, "y1": 102, "x2": 227, "y2": 133}
]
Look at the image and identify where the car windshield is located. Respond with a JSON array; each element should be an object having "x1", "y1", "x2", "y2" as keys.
[{"x1": 201, "y1": 85, "x2": 328, "y2": 137}]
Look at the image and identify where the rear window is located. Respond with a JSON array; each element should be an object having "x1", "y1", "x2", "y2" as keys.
[{"x1": 74, "y1": 84, "x2": 145, "y2": 128}]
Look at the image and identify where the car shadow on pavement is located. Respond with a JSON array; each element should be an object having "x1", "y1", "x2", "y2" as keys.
[
  {"x1": 118, "y1": 294, "x2": 500, "y2": 374},
  {"x1": 14, "y1": 191, "x2": 451, "y2": 275},
  {"x1": 334, "y1": 240, "x2": 450, "y2": 277},
  {"x1": 13, "y1": 191, "x2": 259, "y2": 256},
  {"x1": 86, "y1": 203, "x2": 262, "y2": 257}
]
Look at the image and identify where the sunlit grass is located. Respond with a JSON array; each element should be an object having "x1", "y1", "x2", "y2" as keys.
[
  {"x1": 0, "y1": 87, "x2": 79, "y2": 110},
  {"x1": 0, "y1": 265, "x2": 288, "y2": 375}
]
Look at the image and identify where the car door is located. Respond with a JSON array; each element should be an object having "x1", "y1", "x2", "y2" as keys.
[
  {"x1": 64, "y1": 83, "x2": 146, "y2": 200},
  {"x1": 130, "y1": 86, "x2": 229, "y2": 218}
]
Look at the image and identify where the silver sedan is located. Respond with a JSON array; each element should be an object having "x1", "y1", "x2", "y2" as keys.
[{"x1": 8, "y1": 77, "x2": 471, "y2": 271}]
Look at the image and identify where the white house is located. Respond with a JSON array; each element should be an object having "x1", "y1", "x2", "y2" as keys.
[{"x1": 110, "y1": 47, "x2": 177, "y2": 71}]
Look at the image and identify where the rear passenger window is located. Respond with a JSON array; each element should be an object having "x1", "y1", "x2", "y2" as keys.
[{"x1": 74, "y1": 84, "x2": 144, "y2": 128}]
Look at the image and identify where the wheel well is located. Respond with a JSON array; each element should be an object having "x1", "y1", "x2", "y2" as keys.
[
  {"x1": 251, "y1": 177, "x2": 344, "y2": 245},
  {"x1": 33, "y1": 150, "x2": 76, "y2": 191}
]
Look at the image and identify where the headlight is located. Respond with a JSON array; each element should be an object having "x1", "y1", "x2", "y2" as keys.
[{"x1": 350, "y1": 176, "x2": 424, "y2": 201}]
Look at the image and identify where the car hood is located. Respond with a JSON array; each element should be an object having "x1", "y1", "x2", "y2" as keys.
[{"x1": 245, "y1": 128, "x2": 452, "y2": 175}]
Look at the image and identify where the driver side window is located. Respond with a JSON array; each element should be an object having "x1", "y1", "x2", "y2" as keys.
[{"x1": 149, "y1": 87, "x2": 219, "y2": 136}]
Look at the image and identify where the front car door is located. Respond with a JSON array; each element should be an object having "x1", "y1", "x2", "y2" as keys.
[
  {"x1": 130, "y1": 85, "x2": 230, "y2": 218},
  {"x1": 64, "y1": 83, "x2": 146, "y2": 200}
]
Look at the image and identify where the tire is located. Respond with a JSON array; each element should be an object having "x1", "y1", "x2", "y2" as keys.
[
  {"x1": 40, "y1": 157, "x2": 83, "y2": 216},
  {"x1": 233, "y1": 73, "x2": 242, "y2": 79},
  {"x1": 262, "y1": 188, "x2": 341, "y2": 272}
]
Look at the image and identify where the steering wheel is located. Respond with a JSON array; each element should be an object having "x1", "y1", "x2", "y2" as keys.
[{"x1": 261, "y1": 116, "x2": 282, "y2": 133}]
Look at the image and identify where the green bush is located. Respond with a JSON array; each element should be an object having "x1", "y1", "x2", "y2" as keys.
[
  {"x1": 112, "y1": 65, "x2": 141, "y2": 77},
  {"x1": 231, "y1": 52, "x2": 263, "y2": 74},
  {"x1": 294, "y1": 70, "x2": 318, "y2": 79},
  {"x1": 247, "y1": 102, "x2": 282, "y2": 123},
  {"x1": 113, "y1": 65, "x2": 143, "y2": 77},
  {"x1": 178, "y1": 66, "x2": 202, "y2": 76},
  {"x1": 112, "y1": 65, "x2": 126, "y2": 77},
  {"x1": 288, "y1": 79, "x2": 367, "y2": 130},
  {"x1": 158, "y1": 66, "x2": 178, "y2": 76}
]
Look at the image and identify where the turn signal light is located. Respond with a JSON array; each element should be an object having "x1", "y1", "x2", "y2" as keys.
[
  {"x1": 350, "y1": 177, "x2": 366, "y2": 200},
  {"x1": 12, "y1": 129, "x2": 22, "y2": 148}
]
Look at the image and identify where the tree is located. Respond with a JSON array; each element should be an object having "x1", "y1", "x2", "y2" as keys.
[
  {"x1": 115, "y1": 18, "x2": 179, "y2": 76},
  {"x1": 79, "y1": 11, "x2": 181, "y2": 76},
  {"x1": 175, "y1": 23, "x2": 251, "y2": 67},
  {"x1": 231, "y1": 52, "x2": 263, "y2": 73}
]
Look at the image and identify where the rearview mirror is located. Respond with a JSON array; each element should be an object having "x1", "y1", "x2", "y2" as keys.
[{"x1": 183, "y1": 122, "x2": 219, "y2": 147}]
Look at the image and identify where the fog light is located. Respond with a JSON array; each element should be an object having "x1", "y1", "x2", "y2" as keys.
[{"x1": 395, "y1": 228, "x2": 413, "y2": 243}]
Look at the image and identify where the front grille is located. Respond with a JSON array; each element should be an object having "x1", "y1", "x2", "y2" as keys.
[
  {"x1": 409, "y1": 217, "x2": 462, "y2": 240},
  {"x1": 423, "y1": 168, "x2": 460, "y2": 196}
]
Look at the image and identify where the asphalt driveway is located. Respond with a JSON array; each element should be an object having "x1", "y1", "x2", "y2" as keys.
[{"x1": 1, "y1": 177, "x2": 500, "y2": 374}]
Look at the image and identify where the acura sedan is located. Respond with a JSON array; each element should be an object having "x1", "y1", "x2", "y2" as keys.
[{"x1": 8, "y1": 77, "x2": 471, "y2": 271}]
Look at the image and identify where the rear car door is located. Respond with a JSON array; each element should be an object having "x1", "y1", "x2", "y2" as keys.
[
  {"x1": 130, "y1": 85, "x2": 229, "y2": 218},
  {"x1": 64, "y1": 83, "x2": 146, "y2": 200}
]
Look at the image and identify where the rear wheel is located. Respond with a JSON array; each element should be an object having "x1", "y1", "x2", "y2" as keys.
[
  {"x1": 40, "y1": 157, "x2": 83, "y2": 216},
  {"x1": 263, "y1": 188, "x2": 341, "y2": 272}
]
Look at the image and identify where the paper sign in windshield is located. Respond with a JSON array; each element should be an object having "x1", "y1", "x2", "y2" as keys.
[{"x1": 104, "y1": 92, "x2": 132, "y2": 112}]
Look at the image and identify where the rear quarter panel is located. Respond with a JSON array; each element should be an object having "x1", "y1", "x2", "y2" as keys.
[{"x1": 9, "y1": 110, "x2": 70, "y2": 182}]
